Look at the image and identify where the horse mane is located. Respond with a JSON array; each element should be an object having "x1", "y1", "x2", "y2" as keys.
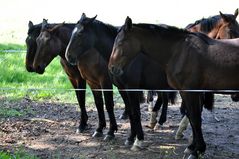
[
  {"x1": 134, "y1": 23, "x2": 191, "y2": 38},
  {"x1": 134, "y1": 23, "x2": 215, "y2": 45},
  {"x1": 187, "y1": 14, "x2": 236, "y2": 33},
  {"x1": 92, "y1": 19, "x2": 118, "y2": 36}
]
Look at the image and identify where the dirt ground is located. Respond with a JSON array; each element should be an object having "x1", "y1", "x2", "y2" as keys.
[{"x1": 0, "y1": 94, "x2": 238, "y2": 159}]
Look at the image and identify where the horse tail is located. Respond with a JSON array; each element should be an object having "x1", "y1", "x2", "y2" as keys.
[
  {"x1": 203, "y1": 92, "x2": 214, "y2": 111},
  {"x1": 168, "y1": 91, "x2": 177, "y2": 105}
]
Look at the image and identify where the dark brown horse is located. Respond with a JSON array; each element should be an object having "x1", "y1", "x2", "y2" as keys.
[
  {"x1": 25, "y1": 20, "x2": 88, "y2": 133},
  {"x1": 108, "y1": 17, "x2": 239, "y2": 158},
  {"x1": 65, "y1": 13, "x2": 177, "y2": 147},
  {"x1": 34, "y1": 19, "x2": 120, "y2": 140},
  {"x1": 175, "y1": 9, "x2": 239, "y2": 140}
]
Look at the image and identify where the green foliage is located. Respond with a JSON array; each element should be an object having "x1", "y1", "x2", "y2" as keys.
[{"x1": 0, "y1": 148, "x2": 39, "y2": 159}]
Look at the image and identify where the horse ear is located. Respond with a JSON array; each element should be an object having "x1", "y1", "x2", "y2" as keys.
[
  {"x1": 28, "y1": 21, "x2": 33, "y2": 28},
  {"x1": 79, "y1": 13, "x2": 86, "y2": 23},
  {"x1": 234, "y1": 8, "x2": 238, "y2": 18},
  {"x1": 220, "y1": 11, "x2": 230, "y2": 22},
  {"x1": 42, "y1": 18, "x2": 48, "y2": 30},
  {"x1": 89, "y1": 15, "x2": 97, "y2": 23},
  {"x1": 124, "y1": 16, "x2": 132, "y2": 31}
]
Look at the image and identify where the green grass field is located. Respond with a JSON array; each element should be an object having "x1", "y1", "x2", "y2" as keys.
[{"x1": 0, "y1": 43, "x2": 122, "y2": 103}]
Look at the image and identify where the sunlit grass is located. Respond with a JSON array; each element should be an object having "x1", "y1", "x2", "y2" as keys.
[{"x1": 0, "y1": 44, "x2": 122, "y2": 105}]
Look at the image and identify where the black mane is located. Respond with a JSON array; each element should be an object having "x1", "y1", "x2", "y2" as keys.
[
  {"x1": 134, "y1": 23, "x2": 191, "y2": 38},
  {"x1": 91, "y1": 19, "x2": 118, "y2": 37}
]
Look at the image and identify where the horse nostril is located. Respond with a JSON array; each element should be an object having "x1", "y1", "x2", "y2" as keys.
[{"x1": 26, "y1": 65, "x2": 34, "y2": 72}]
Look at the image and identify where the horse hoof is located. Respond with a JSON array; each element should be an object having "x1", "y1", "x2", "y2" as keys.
[
  {"x1": 187, "y1": 154, "x2": 197, "y2": 159},
  {"x1": 92, "y1": 131, "x2": 103, "y2": 138},
  {"x1": 131, "y1": 145, "x2": 142, "y2": 151},
  {"x1": 119, "y1": 114, "x2": 128, "y2": 120},
  {"x1": 104, "y1": 134, "x2": 115, "y2": 141},
  {"x1": 184, "y1": 148, "x2": 193, "y2": 154},
  {"x1": 76, "y1": 125, "x2": 88, "y2": 133},
  {"x1": 147, "y1": 122, "x2": 157, "y2": 129},
  {"x1": 131, "y1": 138, "x2": 145, "y2": 151},
  {"x1": 125, "y1": 139, "x2": 134, "y2": 146}
]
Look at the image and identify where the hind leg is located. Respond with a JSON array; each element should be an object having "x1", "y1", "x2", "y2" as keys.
[
  {"x1": 181, "y1": 92, "x2": 206, "y2": 158},
  {"x1": 147, "y1": 91, "x2": 162, "y2": 129},
  {"x1": 158, "y1": 92, "x2": 169, "y2": 125},
  {"x1": 175, "y1": 99, "x2": 190, "y2": 140}
]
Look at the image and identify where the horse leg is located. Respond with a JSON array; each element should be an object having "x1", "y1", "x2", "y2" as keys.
[
  {"x1": 147, "y1": 91, "x2": 162, "y2": 129},
  {"x1": 103, "y1": 88, "x2": 118, "y2": 141},
  {"x1": 118, "y1": 90, "x2": 130, "y2": 120},
  {"x1": 91, "y1": 90, "x2": 106, "y2": 138},
  {"x1": 175, "y1": 115, "x2": 189, "y2": 140},
  {"x1": 158, "y1": 92, "x2": 169, "y2": 125},
  {"x1": 127, "y1": 91, "x2": 145, "y2": 151},
  {"x1": 147, "y1": 91, "x2": 155, "y2": 111},
  {"x1": 125, "y1": 103, "x2": 137, "y2": 146},
  {"x1": 181, "y1": 92, "x2": 206, "y2": 159},
  {"x1": 175, "y1": 99, "x2": 190, "y2": 140},
  {"x1": 69, "y1": 77, "x2": 88, "y2": 133}
]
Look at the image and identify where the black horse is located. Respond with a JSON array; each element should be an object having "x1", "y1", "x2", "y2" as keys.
[
  {"x1": 109, "y1": 17, "x2": 239, "y2": 158},
  {"x1": 65, "y1": 13, "x2": 177, "y2": 149},
  {"x1": 26, "y1": 20, "x2": 88, "y2": 133}
]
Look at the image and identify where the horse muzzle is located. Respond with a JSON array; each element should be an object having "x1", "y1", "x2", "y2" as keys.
[
  {"x1": 34, "y1": 64, "x2": 45, "y2": 74},
  {"x1": 25, "y1": 65, "x2": 35, "y2": 72},
  {"x1": 109, "y1": 65, "x2": 123, "y2": 76}
]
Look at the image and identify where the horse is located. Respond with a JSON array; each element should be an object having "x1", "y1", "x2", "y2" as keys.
[
  {"x1": 175, "y1": 9, "x2": 239, "y2": 140},
  {"x1": 34, "y1": 19, "x2": 123, "y2": 140},
  {"x1": 25, "y1": 20, "x2": 88, "y2": 133},
  {"x1": 186, "y1": 9, "x2": 239, "y2": 39},
  {"x1": 108, "y1": 17, "x2": 239, "y2": 158},
  {"x1": 65, "y1": 13, "x2": 177, "y2": 148}
]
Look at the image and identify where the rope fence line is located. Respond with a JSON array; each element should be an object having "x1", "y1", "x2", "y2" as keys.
[
  {"x1": 0, "y1": 50, "x2": 26, "y2": 53},
  {"x1": 0, "y1": 87, "x2": 239, "y2": 92}
]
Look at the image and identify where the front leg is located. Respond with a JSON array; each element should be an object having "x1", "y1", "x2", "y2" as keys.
[
  {"x1": 91, "y1": 90, "x2": 106, "y2": 138},
  {"x1": 103, "y1": 88, "x2": 118, "y2": 141},
  {"x1": 127, "y1": 91, "x2": 145, "y2": 151}
]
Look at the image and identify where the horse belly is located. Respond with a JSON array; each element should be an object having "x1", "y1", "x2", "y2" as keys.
[{"x1": 202, "y1": 70, "x2": 239, "y2": 90}]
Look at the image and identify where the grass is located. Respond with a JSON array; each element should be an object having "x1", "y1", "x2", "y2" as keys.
[
  {"x1": 0, "y1": 47, "x2": 77, "y2": 102},
  {"x1": 0, "y1": 148, "x2": 39, "y2": 159},
  {"x1": 0, "y1": 43, "x2": 123, "y2": 105}
]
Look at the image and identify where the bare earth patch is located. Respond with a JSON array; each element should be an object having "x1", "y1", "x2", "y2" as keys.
[{"x1": 0, "y1": 94, "x2": 238, "y2": 159}]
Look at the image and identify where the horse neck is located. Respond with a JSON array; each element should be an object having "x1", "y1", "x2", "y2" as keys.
[
  {"x1": 136, "y1": 29, "x2": 184, "y2": 69},
  {"x1": 93, "y1": 23, "x2": 118, "y2": 62},
  {"x1": 57, "y1": 25, "x2": 75, "y2": 59},
  {"x1": 206, "y1": 19, "x2": 224, "y2": 39}
]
